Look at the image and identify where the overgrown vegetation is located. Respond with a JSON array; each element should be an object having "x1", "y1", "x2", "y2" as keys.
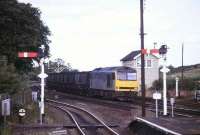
[
  {"x1": 0, "y1": 64, "x2": 29, "y2": 94},
  {"x1": 153, "y1": 64, "x2": 200, "y2": 91},
  {"x1": 0, "y1": 0, "x2": 50, "y2": 94},
  {"x1": 0, "y1": 0, "x2": 51, "y2": 130},
  {"x1": 151, "y1": 77, "x2": 200, "y2": 91},
  {"x1": 0, "y1": 0, "x2": 50, "y2": 73}
]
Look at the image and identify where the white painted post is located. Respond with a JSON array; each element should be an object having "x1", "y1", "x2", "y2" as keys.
[
  {"x1": 155, "y1": 99, "x2": 158, "y2": 118},
  {"x1": 41, "y1": 58, "x2": 44, "y2": 124},
  {"x1": 170, "y1": 98, "x2": 175, "y2": 117},
  {"x1": 38, "y1": 45, "x2": 48, "y2": 124},
  {"x1": 175, "y1": 77, "x2": 179, "y2": 97},
  {"x1": 160, "y1": 56, "x2": 170, "y2": 116},
  {"x1": 163, "y1": 64, "x2": 167, "y2": 116},
  {"x1": 171, "y1": 103, "x2": 174, "y2": 117},
  {"x1": 153, "y1": 92, "x2": 161, "y2": 118}
]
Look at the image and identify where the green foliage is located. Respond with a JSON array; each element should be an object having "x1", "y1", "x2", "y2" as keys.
[
  {"x1": 0, "y1": 124, "x2": 12, "y2": 135},
  {"x1": 151, "y1": 77, "x2": 199, "y2": 91},
  {"x1": 0, "y1": 64, "x2": 29, "y2": 94},
  {"x1": 169, "y1": 78, "x2": 199, "y2": 91},
  {"x1": 181, "y1": 78, "x2": 199, "y2": 91},
  {"x1": 167, "y1": 65, "x2": 175, "y2": 72},
  {"x1": 0, "y1": 0, "x2": 51, "y2": 72},
  {"x1": 47, "y1": 59, "x2": 76, "y2": 73},
  {"x1": 151, "y1": 79, "x2": 162, "y2": 90},
  {"x1": 28, "y1": 68, "x2": 40, "y2": 81}
]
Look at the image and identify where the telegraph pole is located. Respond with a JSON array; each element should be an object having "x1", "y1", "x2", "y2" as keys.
[{"x1": 140, "y1": 0, "x2": 146, "y2": 117}]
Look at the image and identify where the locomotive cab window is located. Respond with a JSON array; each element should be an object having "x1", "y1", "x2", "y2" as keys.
[
  {"x1": 112, "y1": 73, "x2": 115, "y2": 80},
  {"x1": 107, "y1": 74, "x2": 113, "y2": 88},
  {"x1": 117, "y1": 72, "x2": 126, "y2": 80},
  {"x1": 127, "y1": 73, "x2": 137, "y2": 80},
  {"x1": 117, "y1": 72, "x2": 136, "y2": 81}
]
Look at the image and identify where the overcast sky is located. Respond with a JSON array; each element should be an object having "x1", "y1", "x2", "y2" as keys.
[{"x1": 19, "y1": 0, "x2": 200, "y2": 71}]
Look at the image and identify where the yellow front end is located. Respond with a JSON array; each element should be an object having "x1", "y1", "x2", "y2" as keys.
[{"x1": 115, "y1": 80, "x2": 139, "y2": 91}]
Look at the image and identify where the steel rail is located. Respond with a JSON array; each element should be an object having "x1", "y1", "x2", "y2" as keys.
[
  {"x1": 49, "y1": 91, "x2": 200, "y2": 118},
  {"x1": 48, "y1": 103, "x2": 86, "y2": 135},
  {"x1": 148, "y1": 108, "x2": 193, "y2": 118},
  {"x1": 48, "y1": 89, "x2": 200, "y2": 115},
  {"x1": 47, "y1": 99, "x2": 120, "y2": 135},
  {"x1": 136, "y1": 117, "x2": 182, "y2": 135},
  {"x1": 148, "y1": 103, "x2": 200, "y2": 117}
]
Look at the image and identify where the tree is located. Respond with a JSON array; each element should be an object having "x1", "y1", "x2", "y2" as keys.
[
  {"x1": 167, "y1": 65, "x2": 175, "y2": 73},
  {"x1": 0, "y1": 0, "x2": 51, "y2": 72},
  {"x1": 47, "y1": 59, "x2": 76, "y2": 73},
  {"x1": 151, "y1": 79, "x2": 162, "y2": 90},
  {"x1": 0, "y1": 64, "x2": 29, "y2": 94}
]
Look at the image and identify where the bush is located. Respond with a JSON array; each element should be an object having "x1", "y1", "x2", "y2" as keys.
[
  {"x1": 151, "y1": 79, "x2": 162, "y2": 91},
  {"x1": 151, "y1": 77, "x2": 199, "y2": 91},
  {"x1": 0, "y1": 64, "x2": 29, "y2": 94},
  {"x1": 181, "y1": 78, "x2": 198, "y2": 91}
]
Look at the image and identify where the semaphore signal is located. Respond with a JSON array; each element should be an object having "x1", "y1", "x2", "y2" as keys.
[
  {"x1": 18, "y1": 52, "x2": 38, "y2": 58},
  {"x1": 18, "y1": 46, "x2": 47, "y2": 124},
  {"x1": 141, "y1": 48, "x2": 159, "y2": 55}
]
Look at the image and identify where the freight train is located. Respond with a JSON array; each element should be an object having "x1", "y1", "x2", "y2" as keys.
[{"x1": 46, "y1": 66, "x2": 139, "y2": 99}]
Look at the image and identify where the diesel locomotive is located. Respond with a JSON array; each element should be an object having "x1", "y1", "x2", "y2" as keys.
[{"x1": 47, "y1": 66, "x2": 139, "y2": 99}]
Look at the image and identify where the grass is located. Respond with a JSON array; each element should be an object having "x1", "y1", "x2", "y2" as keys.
[
  {"x1": 0, "y1": 102, "x2": 39, "y2": 134},
  {"x1": 0, "y1": 123, "x2": 12, "y2": 135},
  {"x1": 24, "y1": 102, "x2": 40, "y2": 123},
  {"x1": 44, "y1": 105, "x2": 60, "y2": 124},
  {"x1": 1, "y1": 102, "x2": 57, "y2": 134}
]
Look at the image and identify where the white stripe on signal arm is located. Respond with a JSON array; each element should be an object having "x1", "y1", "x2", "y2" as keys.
[{"x1": 24, "y1": 52, "x2": 28, "y2": 57}]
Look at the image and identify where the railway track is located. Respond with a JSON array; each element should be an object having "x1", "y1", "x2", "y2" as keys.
[
  {"x1": 49, "y1": 91, "x2": 200, "y2": 118},
  {"x1": 47, "y1": 91, "x2": 138, "y2": 110},
  {"x1": 46, "y1": 99, "x2": 120, "y2": 135},
  {"x1": 147, "y1": 100, "x2": 200, "y2": 117}
]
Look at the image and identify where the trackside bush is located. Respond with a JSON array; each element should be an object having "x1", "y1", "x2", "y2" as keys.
[{"x1": 151, "y1": 77, "x2": 199, "y2": 91}]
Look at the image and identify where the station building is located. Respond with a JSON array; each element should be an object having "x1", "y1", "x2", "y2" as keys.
[{"x1": 121, "y1": 50, "x2": 159, "y2": 89}]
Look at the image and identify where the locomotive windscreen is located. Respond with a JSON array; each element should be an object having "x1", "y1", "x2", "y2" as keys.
[
  {"x1": 117, "y1": 72, "x2": 137, "y2": 81},
  {"x1": 127, "y1": 73, "x2": 137, "y2": 80}
]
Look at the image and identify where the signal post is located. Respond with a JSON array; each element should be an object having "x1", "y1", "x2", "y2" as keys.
[
  {"x1": 159, "y1": 45, "x2": 169, "y2": 115},
  {"x1": 38, "y1": 45, "x2": 48, "y2": 124},
  {"x1": 141, "y1": 45, "x2": 168, "y2": 116},
  {"x1": 18, "y1": 45, "x2": 47, "y2": 124}
]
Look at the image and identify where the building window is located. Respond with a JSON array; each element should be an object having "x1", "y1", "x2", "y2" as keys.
[
  {"x1": 136, "y1": 58, "x2": 152, "y2": 68},
  {"x1": 147, "y1": 60, "x2": 152, "y2": 67},
  {"x1": 137, "y1": 59, "x2": 141, "y2": 67}
]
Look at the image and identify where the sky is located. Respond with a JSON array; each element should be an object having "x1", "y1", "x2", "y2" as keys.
[{"x1": 19, "y1": 0, "x2": 200, "y2": 71}]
